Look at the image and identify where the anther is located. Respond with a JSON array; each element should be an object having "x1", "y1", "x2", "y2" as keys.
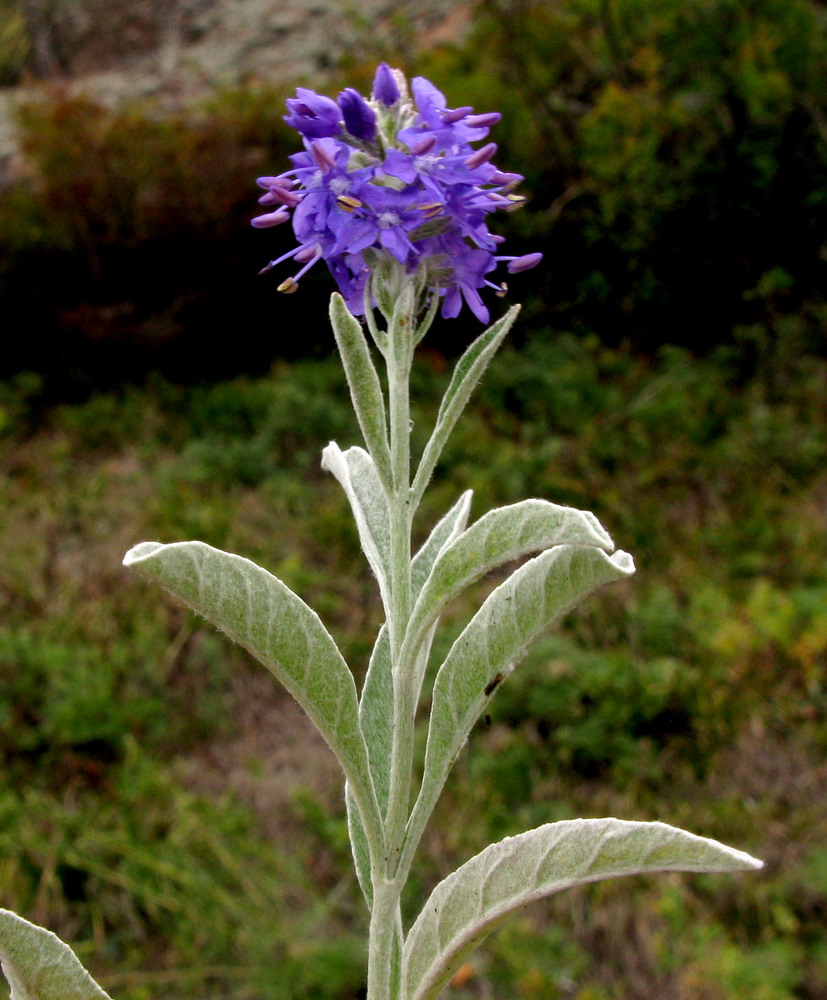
[
  {"x1": 464, "y1": 143, "x2": 497, "y2": 169},
  {"x1": 466, "y1": 112, "x2": 502, "y2": 128},
  {"x1": 310, "y1": 140, "x2": 337, "y2": 172},
  {"x1": 410, "y1": 135, "x2": 437, "y2": 155},
  {"x1": 337, "y1": 194, "x2": 363, "y2": 212},
  {"x1": 417, "y1": 202, "x2": 443, "y2": 219},
  {"x1": 251, "y1": 210, "x2": 291, "y2": 228},
  {"x1": 442, "y1": 106, "x2": 473, "y2": 124}
]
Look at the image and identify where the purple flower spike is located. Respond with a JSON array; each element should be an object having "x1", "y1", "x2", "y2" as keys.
[
  {"x1": 372, "y1": 62, "x2": 400, "y2": 106},
  {"x1": 253, "y1": 64, "x2": 542, "y2": 322},
  {"x1": 338, "y1": 88, "x2": 378, "y2": 142}
]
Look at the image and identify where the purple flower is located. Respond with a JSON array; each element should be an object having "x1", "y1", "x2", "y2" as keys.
[
  {"x1": 440, "y1": 246, "x2": 498, "y2": 324},
  {"x1": 253, "y1": 67, "x2": 542, "y2": 322}
]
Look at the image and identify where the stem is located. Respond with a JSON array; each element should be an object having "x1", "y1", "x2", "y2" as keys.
[
  {"x1": 366, "y1": 284, "x2": 416, "y2": 1000},
  {"x1": 386, "y1": 322, "x2": 412, "y2": 663},
  {"x1": 367, "y1": 878, "x2": 402, "y2": 1000},
  {"x1": 384, "y1": 295, "x2": 415, "y2": 861}
]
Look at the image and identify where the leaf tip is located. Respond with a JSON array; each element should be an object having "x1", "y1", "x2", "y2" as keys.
[
  {"x1": 123, "y1": 541, "x2": 164, "y2": 567},
  {"x1": 611, "y1": 549, "x2": 636, "y2": 576},
  {"x1": 733, "y1": 849, "x2": 764, "y2": 871},
  {"x1": 320, "y1": 439, "x2": 344, "y2": 474}
]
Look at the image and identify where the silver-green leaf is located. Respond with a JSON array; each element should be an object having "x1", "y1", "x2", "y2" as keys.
[
  {"x1": 345, "y1": 780, "x2": 373, "y2": 906},
  {"x1": 0, "y1": 908, "x2": 112, "y2": 1000},
  {"x1": 360, "y1": 624, "x2": 394, "y2": 817},
  {"x1": 402, "y1": 819, "x2": 762, "y2": 1000},
  {"x1": 401, "y1": 499, "x2": 615, "y2": 681},
  {"x1": 403, "y1": 546, "x2": 635, "y2": 875},
  {"x1": 329, "y1": 293, "x2": 393, "y2": 490},
  {"x1": 346, "y1": 625, "x2": 392, "y2": 909},
  {"x1": 123, "y1": 540, "x2": 383, "y2": 860},
  {"x1": 410, "y1": 491, "x2": 473, "y2": 598},
  {"x1": 322, "y1": 442, "x2": 392, "y2": 617}
]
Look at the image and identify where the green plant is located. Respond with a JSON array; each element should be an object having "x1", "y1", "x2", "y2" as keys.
[{"x1": 0, "y1": 63, "x2": 762, "y2": 1000}]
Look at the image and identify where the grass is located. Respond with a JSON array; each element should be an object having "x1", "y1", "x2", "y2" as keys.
[{"x1": 1, "y1": 328, "x2": 826, "y2": 999}]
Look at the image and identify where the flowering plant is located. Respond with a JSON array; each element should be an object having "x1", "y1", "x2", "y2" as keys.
[{"x1": 0, "y1": 65, "x2": 760, "y2": 1000}]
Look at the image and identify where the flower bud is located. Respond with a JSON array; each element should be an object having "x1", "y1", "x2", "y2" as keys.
[
  {"x1": 284, "y1": 88, "x2": 342, "y2": 138},
  {"x1": 338, "y1": 88, "x2": 378, "y2": 141},
  {"x1": 372, "y1": 62, "x2": 400, "y2": 106}
]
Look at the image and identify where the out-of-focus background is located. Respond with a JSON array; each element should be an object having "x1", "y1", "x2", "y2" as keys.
[{"x1": 1, "y1": 1, "x2": 826, "y2": 997}]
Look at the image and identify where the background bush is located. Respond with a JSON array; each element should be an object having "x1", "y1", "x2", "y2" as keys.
[{"x1": 2, "y1": 0, "x2": 827, "y2": 397}]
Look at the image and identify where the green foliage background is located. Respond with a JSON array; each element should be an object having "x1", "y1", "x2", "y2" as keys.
[{"x1": 1, "y1": 0, "x2": 826, "y2": 998}]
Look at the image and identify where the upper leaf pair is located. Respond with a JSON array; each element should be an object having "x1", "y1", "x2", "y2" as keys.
[{"x1": 329, "y1": 291, "x2": 520, "y2": 510}]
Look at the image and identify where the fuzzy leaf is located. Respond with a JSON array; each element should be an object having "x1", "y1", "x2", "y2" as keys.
[
  {"x1": 361, "y1": 624, "x2": 394, "y2": 816},
  {"x1": 401, "y1": 500, "x2": 615, "y2": 676},
  {"x1": 329, "y1": 293, "x2": 393, "y2": 489},
  {"x1": 403, "y1": 818, "x2": 762, "y2": 1000},
  {"x1": 411, "y1": 306, "x2": 519, "y2": 504},
  {"x1": 322, "y1": 442, "x2": 392, "y2": 616},
  {"x1": 346, "y1": 625, "x2": 392, "y2": 909},
  {"x1": 123, "y1": 540, "x2": 382, "y2": 855},
  {"x1": 410, "y1": 491, "x2": 473, "y2": 597},
  {"x1": 404, "y1": 547, "x2": 635, "y2": 869},
  {"x1": 345, "y1": 780, "x2": 373, "y2": 906},
  {"x1": 0, "y1": 908, "x2": 112, "y2": 1000}
]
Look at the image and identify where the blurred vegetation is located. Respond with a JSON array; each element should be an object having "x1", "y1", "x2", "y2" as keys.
[
  {"x1": 2, "y1": 0, "x2": 827, "y2": 396},
  {"x1": 411, "y1": 0, "x2": 827, "y2": 352},
  {"x1": 2, "y1": 324, "x2": 826, "y2": 998},
  {"x1": 0, "y1": 84, "x2": 303, "y2": 397}
]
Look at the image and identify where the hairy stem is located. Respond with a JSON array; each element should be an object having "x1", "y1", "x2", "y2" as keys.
[
  {"x1": 366, "y1": 285, "x2": 416, "y2": 1000},
  {"x1": 384, "y1": 293, "x2": 415, "y2": 862},
  {"x1": 367, "y1": 878, "x2": 403, "y2": 1000}
]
